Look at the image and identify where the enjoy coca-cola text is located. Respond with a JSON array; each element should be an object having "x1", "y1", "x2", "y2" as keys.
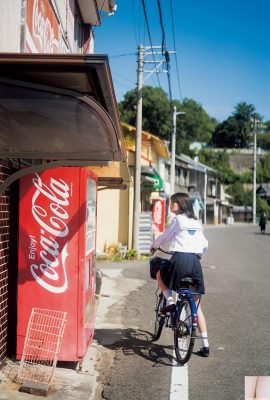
[{"x1": 30, "y1": 173, "x2": 70, "y2": 293}]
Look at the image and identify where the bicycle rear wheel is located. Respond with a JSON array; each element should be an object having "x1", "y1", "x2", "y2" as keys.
[
  {"x1": 153, "y1": 292, "x2": 166, "y2": 341},
  {"x1": 174, "y1": 298, "x2": 195, "y2": 364}
]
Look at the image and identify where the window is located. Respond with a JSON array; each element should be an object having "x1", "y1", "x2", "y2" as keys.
[{"x1": 74, "y1": 12, "x2": 83, "y2": 52}]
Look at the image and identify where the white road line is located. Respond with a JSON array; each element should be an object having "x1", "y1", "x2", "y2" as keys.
[{"x1": 170, "y1": 353, "x2": 189, "y2": 400}]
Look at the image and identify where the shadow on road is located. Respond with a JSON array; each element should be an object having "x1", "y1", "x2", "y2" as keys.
[{"x1": 94, "y1": 328, "x2": 179, "y2": 367}]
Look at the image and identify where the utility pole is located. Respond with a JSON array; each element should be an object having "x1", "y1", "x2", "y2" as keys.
[
  {"x1": 132, "y1": 44, "x2": 144, "y2": 251},
  {"x1": 170, "y1": 107, "x2": 185, "y2": 195},
  {"x1": 204, "y1": 168, "x2": 207, "y2": 225},
  {"x1": 132, "y1": 45, "x2": 176, "y2": 251},
  {"x1": 252, "y1": 117, "x2": 257, "y2": 225}
]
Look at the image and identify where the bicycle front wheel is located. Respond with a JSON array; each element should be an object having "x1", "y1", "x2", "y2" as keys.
[
  {"x1": 174, "y1": 298, "x2": 195, "y2": 364},
  {"x1": 153, "y1": 292, "x2": 166, "y2": 341}
]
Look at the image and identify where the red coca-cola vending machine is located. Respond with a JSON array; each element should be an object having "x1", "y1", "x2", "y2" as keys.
[{"x1": 17, "y1": 167, "x2": 98, "y2": 361}]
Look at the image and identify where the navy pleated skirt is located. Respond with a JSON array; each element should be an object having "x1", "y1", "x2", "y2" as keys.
[{"x1": 160, "y1": 252, "x2": 205, "y2": 294}]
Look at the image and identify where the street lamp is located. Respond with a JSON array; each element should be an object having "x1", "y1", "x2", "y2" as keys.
[
  {"x1": 251, "y1": 118, "x2": 266, "y2": 224},
  {"x1": 252, "y1": 117, "x2": 257, "y2": 225},
  {"x1": 170, "y1": 107, "x2": 185, "y2": 194}
]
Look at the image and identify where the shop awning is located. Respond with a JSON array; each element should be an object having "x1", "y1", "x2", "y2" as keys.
[
  {"x1": 122, "y1": 123, "x2": 170, "y2": 160},
  {"x1": 90, "y1": 161, "x2": 130, "y2": 190},
  {"x1": 141, "y1": 167, "x2": 163, "y2": 190},
  {"x1": 0, "y1": 53, "x2": 126, "y2": 164},
  {"x1": 0, "y1": 53, "x2": 130, "y2": 191}
]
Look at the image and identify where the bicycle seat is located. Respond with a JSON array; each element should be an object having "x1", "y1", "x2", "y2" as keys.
[{"x1": 179, "y1": 277, "x2": 195, "y2": 287}]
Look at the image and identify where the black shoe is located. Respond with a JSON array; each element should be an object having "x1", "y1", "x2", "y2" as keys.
[
  {"x1": 160, "y1": 303, "x2": 176, "y2": 314},
  {"x1": 197, "y1": 347, "x2": 209, "y2": 357}
]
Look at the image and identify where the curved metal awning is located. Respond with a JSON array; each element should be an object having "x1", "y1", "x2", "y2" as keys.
[
  {"x1": 0, "y1": 53, "x2": 129, "y2": 191},
  {"x1": 0, "y1": 77, "x2": 120, "y2": 161}
]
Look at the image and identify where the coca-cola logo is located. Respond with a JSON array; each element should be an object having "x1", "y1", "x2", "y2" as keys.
[
  {"x1": 32, "y1": 0, "x2": 59, "y2": 53},
  {"x1": 153, "y1": 201, "x2": 162, "y2": 225},
  {"x1": 30, "y1": 173, "x2": 70, "y2": 293}
]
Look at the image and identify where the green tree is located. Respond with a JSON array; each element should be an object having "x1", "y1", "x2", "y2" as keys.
[
  {"x1": 226, "y1": 182, "x2": 252, "y2": 206},
  {"x1": 257, "y1": 197, "x2": 270, "y2": 216},
  {"x1": 211, "y1": 102, "x2": 261, "y2": 148},
  {"x1": 198, "y1": 149, "x2": 237, "y2": 183},
  {"x1": 257, "y1": 132, "x2": 270, "y2": 151},
  {"x1": 118, "y1": 88, "x2": 216, "y2": 155},
  {"x1": 210, "y1": 116, "x2": 240, "y2": 148},
  {"x1": 118, "y1": 86, "x2": 171, "y2": 140},
  {"x1": 257, "y1": 152, "x2": 270, "y2": 183},
  {"x1": 175, "y1": 98, "x2": 216, "y2": 154}
]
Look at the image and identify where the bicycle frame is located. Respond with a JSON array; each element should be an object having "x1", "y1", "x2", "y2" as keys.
[
  {"x1": 175, "y1": 289, "x2": 201, "y2": 331},
  {"x1": 152, "y1": 247, "x2": 203, "y2": 364}
]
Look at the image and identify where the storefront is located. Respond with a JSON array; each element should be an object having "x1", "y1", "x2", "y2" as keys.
[{"x1": 0, "y1": 53, "x2": 129, "y2": 365}]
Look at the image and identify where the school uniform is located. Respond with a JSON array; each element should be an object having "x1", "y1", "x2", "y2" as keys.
[{"x1": 152, "y1": 214, "x2": 208, "y2": 294}]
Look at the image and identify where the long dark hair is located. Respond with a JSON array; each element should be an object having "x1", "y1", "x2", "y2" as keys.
[{"x1": 170, "y1": 192, "x2": 196, "y2": 219}]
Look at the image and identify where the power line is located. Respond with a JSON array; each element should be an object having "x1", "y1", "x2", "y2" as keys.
[
  {"x1": 111, "y1": 70, "x2": 136, "y2": 85},
  {"x1": 156, "y1": 0, "x2": 172, "y2": 102},
  {"x1": 141, "y1": 0, "x2": 161, "y2": 88},
  {"x1": 110, "y1": 53, "x2": 136, "y2": 58},
  {"x1": 157, "y1": 0, "x2": 165, "y2": 53},
  {"x1": 166, "y1": 56, "x2": 172, "y2": 102},
  {"x1": 169, "y1": 0, "x2": 183, "y2": 101}
]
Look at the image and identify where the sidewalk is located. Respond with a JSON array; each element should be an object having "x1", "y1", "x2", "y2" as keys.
[{"x1": 0, "y1": 261, "x2": 146, "y2": 400}]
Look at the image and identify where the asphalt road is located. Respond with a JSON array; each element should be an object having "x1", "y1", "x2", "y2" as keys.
[{"x1": 94, "y1": 224, "x2": 270, "y2": 400}]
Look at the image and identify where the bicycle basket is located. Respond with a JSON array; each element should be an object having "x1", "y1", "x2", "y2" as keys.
[{"x1": 149, "y1": 257, "x2": 171, "y2": 279}]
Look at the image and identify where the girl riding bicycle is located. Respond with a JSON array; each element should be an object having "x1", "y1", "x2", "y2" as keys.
[{"x1": 150, "y1": 192, "x2": 210, "y2": 357}]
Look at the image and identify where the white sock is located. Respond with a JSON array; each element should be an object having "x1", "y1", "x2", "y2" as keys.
[{"x1": 200, "y1": 331, "x2": 209, "y2": 348}]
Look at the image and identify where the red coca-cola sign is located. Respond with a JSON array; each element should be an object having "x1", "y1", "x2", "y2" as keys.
[
  {"x1": 152, "y1": 198, "x2": 166, "y2": 233},
  {"x1": 29, "y1": 173, "x2": 71, "y2": 293}
]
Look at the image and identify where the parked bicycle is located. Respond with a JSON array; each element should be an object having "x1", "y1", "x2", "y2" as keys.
[{"x1": 151, "y1": 248, "x2": 201, "y2": 365}]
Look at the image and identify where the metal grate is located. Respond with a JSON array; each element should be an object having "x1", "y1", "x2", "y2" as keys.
[
  {"x1": 0, "y1": 163, "x2": 12, "y2": 367},
  {"x1": 16, "y1": 308, "x2": 67, "y2": 385}
]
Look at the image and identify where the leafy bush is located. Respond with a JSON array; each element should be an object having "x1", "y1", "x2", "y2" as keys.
[
  {"x1": 256, "y1": 197, "x2": 270, "y2": 217},
  {"x1": 226, "y1": 182, "x2": 252, "y2": 206},
  {"x1": 124, "y1": 248, "x2": 138, "y2": 260}
]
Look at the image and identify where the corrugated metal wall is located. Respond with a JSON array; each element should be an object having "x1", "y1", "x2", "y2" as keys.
[
  {"x1": 0, "y1": 162, "x2": 18, "y2": 366},
  {"x1": 0, "y1": 164, "x2": 11, "y2": 365}
]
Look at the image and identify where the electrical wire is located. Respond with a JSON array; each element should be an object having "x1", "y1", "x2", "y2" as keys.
[
  {"x1": 169, "y1": 0, "x2": 183, "y2": 101},
  {"x1": 157, "y1": 0, "x2": 172, "y2": 103},
  {"x1": 166, "y1": 60, "x2": 172, "y2": 102},
  {"x1": 157, "y1": 0, "x2": 165, "y2": 53},
  {"x1": 111, "y1": 70, "x2": 136, "y2": 85},
  {"x1": 141, "y1": 0, "x2": 161, "y2": 88},
  {"x1": 110, "y1": 53, "x2": 136, "y2": 58}
]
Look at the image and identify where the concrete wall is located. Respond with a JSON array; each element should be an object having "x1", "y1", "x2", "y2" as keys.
[
  {"x1": 96, "y1": 189, "x2": 120, "y2": 253},
  {"x1": 0, "y1": 0, "x2": 22, "y2": 52},
  {"x1": 96, "y1": 180, "x2": 131, "y2": 254},
  {"x1": 229, "y1": 153, "x2": 264, "y2": 174}
]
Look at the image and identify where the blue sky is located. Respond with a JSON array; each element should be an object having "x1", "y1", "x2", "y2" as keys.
[{"x1": 95, "y1": 0, "x2": 270, "y2": 122}]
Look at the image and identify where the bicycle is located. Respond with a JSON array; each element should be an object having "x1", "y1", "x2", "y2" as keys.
[{"x1": 151, "y1": 248, "x2": 201, "y2": 365}]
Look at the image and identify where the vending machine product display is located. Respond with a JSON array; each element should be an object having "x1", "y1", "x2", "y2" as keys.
[{"x1": 17, "y1": 167, "x2": 98, "y2": 361}]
